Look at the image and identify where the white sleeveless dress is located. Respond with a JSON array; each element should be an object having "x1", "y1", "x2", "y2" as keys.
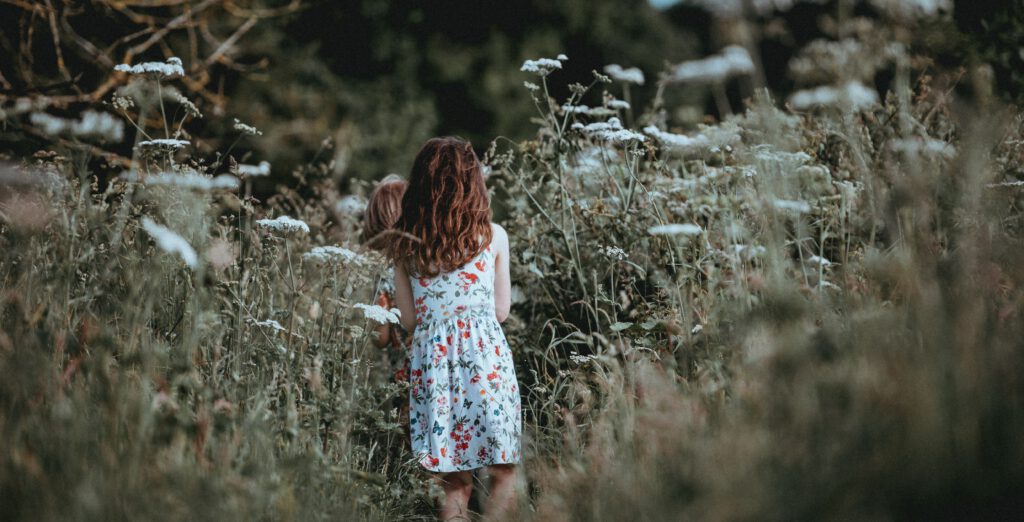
[{"x1": 407, "y1": 243, "x2": 522, "y2": 472}]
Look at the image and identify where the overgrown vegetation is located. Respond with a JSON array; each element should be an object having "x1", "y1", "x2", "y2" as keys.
[{"x1": 2, "y1": 2, "x2": 1024, "y2": 521}]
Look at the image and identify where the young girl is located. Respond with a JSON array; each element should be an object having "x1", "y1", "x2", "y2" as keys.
[
  {"x1": 362, "y1": 174, "x2": 409, "y2": 359},
  {"x1": 389, "y1": 137, "x2": 521, "y2": 520}
]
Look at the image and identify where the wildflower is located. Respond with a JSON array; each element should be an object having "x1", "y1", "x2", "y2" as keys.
[
  {"x1": 303, "y1": 245, "x2": 367, "y2": 265},
  {"x1": 141, "y1": 217, "x2": 198, "y2": 268},
  {"x1": 772, "y1": 199, "x2": 812, "y2": 213},
  {"x1": 561, "y1": 104, "x2": 593, "y2": 115},
  {"x1": 807, "y1": 255, "x2": 833, "y2": 266},
  {"x1": 645, "y1": 125, "x2": 709, "y2": 153},
  {"x1": 523, "y1": 81, "x2": 540, "y2": 92},
  {"x1": 255, "y1": 215, "x2": 310, "y2": 234},
  {"x1": 170, "y1": 90, "x2": 201, "y2": 119},
  {"x1": 669, "y1": 46, "x2": 754, "y2": 83},
  {"x1": 238, "y1": 161, "x2": 271, "y2": 177},
  {"x1": 648, "y1": 223, "x2": 702, "y2": 236},
  {"x1": 556, "y1": 53, "x2": 569, "y2": 61},
  {"x1": 233, "y1": 118, "x2": 262, "y2": 136},
  {"x1": 334, "y1": 194, "x2": 366, "y2": 215},
  {"x1": 889, "y1": 137, "x2": 955, "y2": 159},
  {"x1": 137, "y1": 138, "x2": 190, "y2": 150},
  {"x1": 603, "y1": 64, "x2": 645, "y2": 85},
  {"x1": 578, "y1": 117, "x2": 646, "y2": 144},
  {"x1": 753, "y1": 147, "x2": 812, "y2": 164},
  {"x1": 607, "y1": 99, "x2": 630, "y2": 110},
  {"x1": 520, "y1": 57, "x2": 562, "y2": 76},
  {"x1": 788, "y1": 82, "x2": 879, "y2": 111},
  {"x1": 112, "y1": 94, "x2": 134, "y2": 112},
  {"x1": 869, "y1": 0, "x2": 950, "y2": 19},
  {"x1": 140, "y1": 171, "x2": 239, "y2": 191},
  {"x1": 114, "y1": 57, "x2": 185, "y2": 80},
  {"x1": 29, "y1": 111, "x2": 125, "y2": 142},
  {"x1": 601, "y1": 245, "x2": 628, "y2": 260},
  {"x1": 354, "y1": 303, "x2": 401, "y2": 324}
]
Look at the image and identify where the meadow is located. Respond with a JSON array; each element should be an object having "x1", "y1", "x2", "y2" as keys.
[{"x1": 2, "y1": 4, "x2": 1024, "y2": 520}]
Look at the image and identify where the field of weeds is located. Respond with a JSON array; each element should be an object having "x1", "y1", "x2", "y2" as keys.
[{"x1": 2, "y1": 2, "x2": 1024, "y2": 520}]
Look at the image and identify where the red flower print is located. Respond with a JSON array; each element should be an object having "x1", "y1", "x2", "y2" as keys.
[
  {"x1": 440, "y1": 447, "x2": 447, "y2": 457},
  {"x1": 470, "y1": 375, "x2": 481, "y2": 384},
  {"x1": 487, "y1": 371, "x2": 499, "y2": 381},
  {"x1": 475, "y1": 259, "x2": 486, "y2": 271},
  {"x1": 418, "y1": 278, "x2": 430, "y2": 288},
  {"x1": 457, "y1": 319, "x2": 466, "y2": 329},
  {"x1": 455, "y1": 305, "x2": 466, "y2": 314},
  {"x1": 494, "y1": 345, "x2": 500, "y2": 356},
  {"x1": 463, "y1": 330, "x2": 471, "y2": 339},
  {"x1": 458, "y1": 271, "x2": 478, "y2": 285},
  {"x1": 435, "y1": 344, "x2": 447, "y2": 356}
]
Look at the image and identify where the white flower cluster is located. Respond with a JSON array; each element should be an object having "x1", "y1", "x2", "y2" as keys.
[
  {"x1": 255, "y1": 215, "x2": 310, "y2": 234},
  {"x1": 137, "y1": 138, "x2": 190, "y2": 150},
  {"x1": 137, "y1": 171, "x2": 239, "y2": 191},
  {"x1": 648, "y1": 223, "x2": 702, "y2": 236},
  {"x1": 303, "y1": 245, "x2": 367, "y2": 265},
  {"x1": 141, "y1": 217, "x2": 198, "y2": 268},
  {"x1": 114, "y1": 57, "x2": 185, "y2": 80},
  {"x1": 645, "y1": 122, "x2": 741, "y2": 155},
  {"x1": 603, "y1": 64, "x2": 645, "y2": 85},
  {"x1": 573, "y1": 117, "x2": 646, "y2": 144},
  {"x1": 561, "y1": 104, "x2": 593, "y2": 115},
  {"x1": 520, "y1": 56, "x2": 564, "y2": 76},
  {"x1": 889, "y1": 137, "x2": 955, "y2": 159},
  {"x1": 772, "y1": 199, "x2": 812, "y2": 213},
  {"x1": 669, "y1": 46, "x2": 754, "y2": 84},
  {"x1": 238, "y1": 161, "x2": 271, "y2": 177},
  {"x1": 807, "y1": 255, "x2": 833, "y2": 267},
  {"x1": 601, "y1": 245, "x2": 629, "y2": 261},
  {"x1": 233, "y1": 118, "x2": 262, "y2": 136},
  {"x1": 869, "y1": 0, "x2": 950, "y2": 19},
  {"x1": 788, "y1": 82, "x2": 879, "y2": 111},
  {"x1": 607, "y1": 99, "x2": 630, "y2": 110},
  {"x1": 732, "y1": 244, "x2": 767, "y2": 259},
  {"x1": 684, "y1": 0, "x2": 826, "y2": 18},
  {"x1": 335, "y1": 194, "x2": 366, "y2": 215},
  {"x1": 354, "y1": 303, "x2": 401, "y2": 325},
  {"x1": 29, "y1": 110, "x2": 125, "y2": 142}
]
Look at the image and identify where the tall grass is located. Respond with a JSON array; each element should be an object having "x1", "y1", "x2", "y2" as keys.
[{"x1": 3, "y1": 10, "x2": 1024, "y2": 521}]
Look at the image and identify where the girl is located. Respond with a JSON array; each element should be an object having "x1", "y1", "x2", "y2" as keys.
[
  {"x1": 389, "y1": 137, "x2": 521, "y2": 521},
  {"x1": 362, "y1": 173, "x2": 409, "y2": 357}
]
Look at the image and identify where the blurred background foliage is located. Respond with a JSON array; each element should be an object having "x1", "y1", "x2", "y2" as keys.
[{"x1": 2, "y1": 0, "x2": 1021, "y2": 193}]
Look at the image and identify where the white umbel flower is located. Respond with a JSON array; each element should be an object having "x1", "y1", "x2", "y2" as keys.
[
  {"x1": 669, "y1": 46, "x2": 754, "y2": 83},
  {"x1": 139, "y1": 171, "x2": 239, "y2": 191},
  {"x1": 255, "y1": 215, "x2": 310, "y2": 234},
  {"x1": 114, "y1": 57, "x2": 185, "y2": 80},
  {"x1": 354, "y1": 303, "x2": 401, "y2": 324},
  {"x1": 788, "y1": 82, "x2": 879, "y2": 111},
  {"x1": 137, "y1": 138, "x2": 190, "y2": 150},
  {"x1": 648, "y1": 223, "x2": 703, "y2": 236},
  {"x1": 604, "y1": 64, "x2": 645, "y2": 85},
  {"x1": 521, "y1": 57, "x2": 562, "y2": 76},
  {"x1": 141, "y1": 217, "x2": 198, "y2": 268},
  {"x1": 772, "y1": 199, "x2": 812, "y2": 213},
  {"x1": 303, "y1": 246, "x2": 367, "y2": 265},
  {"x1": 238, "y1": 161, "x2": 271, "y2": 177}
]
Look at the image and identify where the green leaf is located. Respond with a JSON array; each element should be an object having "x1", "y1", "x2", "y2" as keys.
[{"x1": 609, "y1": 321, "x2": 633, "y2": 332}]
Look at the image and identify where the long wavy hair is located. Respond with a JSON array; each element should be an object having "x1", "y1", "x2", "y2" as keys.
[
  {"x1": 361, "y1": 174, "x2": 407, "y2": 251},
  {"x1": 388, "y1": 137, "x2": 492, "y2": 277}
]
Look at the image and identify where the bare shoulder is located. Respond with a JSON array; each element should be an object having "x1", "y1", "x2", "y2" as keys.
[{"x1": 490, "y1": 222, "x2": 509, "y2": 247}]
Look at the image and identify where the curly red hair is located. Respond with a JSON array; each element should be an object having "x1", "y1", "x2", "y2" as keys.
[{"x1": 389, "y1": 137, "x2": 492, "y2": 277}]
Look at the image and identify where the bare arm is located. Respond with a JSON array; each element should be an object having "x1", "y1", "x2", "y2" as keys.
[
  {"x1": 492, "y1": 223, "x2": 512, "y2": 323},
  {"x1": 393, "y1": 261, "x2": 418, "y2": 333}
]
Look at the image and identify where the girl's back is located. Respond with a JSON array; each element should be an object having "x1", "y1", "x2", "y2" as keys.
[{"x1": 405, "y1": 234, "x2": 520, "y2": 472}]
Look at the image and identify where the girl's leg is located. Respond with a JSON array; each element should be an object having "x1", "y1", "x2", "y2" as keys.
[
  {"x1": 440, "y1": 471, "x2": 473, "y2": 521},
  {"x1": 483, "y1": 464, "x2": 518, "y2": 520}
]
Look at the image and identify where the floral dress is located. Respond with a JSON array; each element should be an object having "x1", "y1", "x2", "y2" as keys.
[{"x1": 407, "y1": 244, "x2": 522, "y2": 472}]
